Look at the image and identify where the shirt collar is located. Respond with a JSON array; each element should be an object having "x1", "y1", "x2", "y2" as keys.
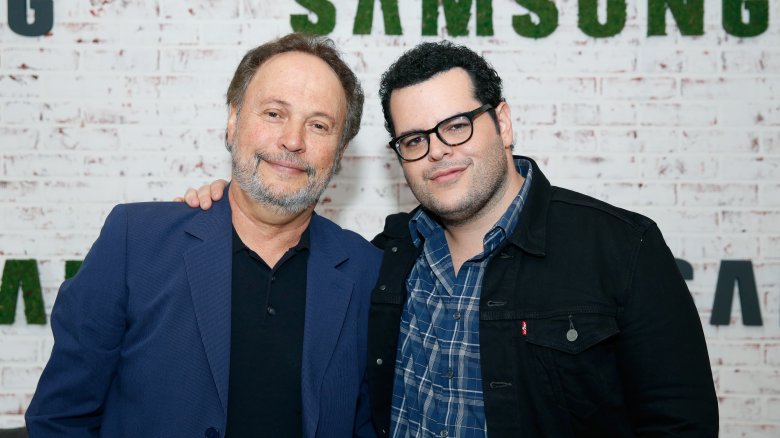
[{"x1": 232, "y1": 225, "x2": 311, "y2": 255}]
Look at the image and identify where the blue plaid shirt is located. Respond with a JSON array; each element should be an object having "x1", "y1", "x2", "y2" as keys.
[{"x1": 391, "y1": 158, "x2": 533, "y2": 438}]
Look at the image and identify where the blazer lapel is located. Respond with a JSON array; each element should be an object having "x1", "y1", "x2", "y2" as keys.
[
  {"x1": 301, "y1": 214, "x2": 355, "y2": 437},
  {"x1": 183, "y1": 191, "x2": 233, "y2": 416}
]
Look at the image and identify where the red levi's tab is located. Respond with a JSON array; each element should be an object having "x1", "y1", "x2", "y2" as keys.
[{"x1": 521, "y1": 320, "x2": 527, "y2": 336}]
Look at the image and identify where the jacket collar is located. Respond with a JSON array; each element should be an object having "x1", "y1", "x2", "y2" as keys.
[{"x1": 506, "y1": 155, "x2": 549, "y2": 257}]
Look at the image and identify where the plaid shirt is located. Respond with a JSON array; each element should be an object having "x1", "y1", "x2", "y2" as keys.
[{"x1": 391, "y1": 158, "x2": 533, "y2": 438}]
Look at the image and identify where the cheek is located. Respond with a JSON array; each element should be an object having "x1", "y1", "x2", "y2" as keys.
[
  {"x1": 237, "y1": 120, "x2": 277, "y2": 144},
  {"x1": 310, "y1": 145, "x2": 339, "y2": 168},
  {"x1": 400, "y1": 164, "x2": 423, "y2": 184}
]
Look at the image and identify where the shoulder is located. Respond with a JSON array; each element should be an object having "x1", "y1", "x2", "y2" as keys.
[
  {"x1": 105, "y1": 199, "x2": 227, "y2": 238},
  {"x1": 311, "y1": 214, "x2": 382, "y2": 260},
  {"x1": 548, "y1": 186, "x2": 655, "y2": 236},
  {"x1": 371, "y1": 209, "x2": 416, "y2": 249}
]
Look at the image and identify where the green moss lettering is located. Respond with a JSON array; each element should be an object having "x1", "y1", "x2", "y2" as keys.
[
  {"x1": 648, "y1": 0, "x2": 704, "y2": 36},
  {"x1": 512, "y1": 0, "x2": 558, "y2": 39},
  {"x1": 422, "y1": 0, "x2": 493, "y2": 36},
  {"x1": 476, "y1": 0, "x2": 495, "y2": 35},
  {"x1": 291, "y1": 0, "x2": 336, "y2": 35},
  {"x1": 353, "y1": 0, "x2": 402, "y2": 35},
  {"x1": 579, "y1": 0, "x2": 627, "y2": 37},
  {"x1": 0, "y1": 260, "x2": 46, "y2": 325},
  {"x1": 723, "y1": 0, "x2": 768, "y2": 37},
  {"x1": 65, "y1": 260, "x2": 83, "y2": 280}
]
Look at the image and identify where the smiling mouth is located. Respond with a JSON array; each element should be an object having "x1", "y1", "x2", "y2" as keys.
[
  {"x1": 267, "y1": 160, "x2": 305, "y2": 172},
  {"x1": 256, "y1": 153, "x2": 313, "y2": 176},
  {"x1": 428, "y1": 166, "x2": 467, "y2": 183}
]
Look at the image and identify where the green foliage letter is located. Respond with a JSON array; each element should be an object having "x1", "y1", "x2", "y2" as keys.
[
  {"x1": 513, "y1": 0, "x2": 558, "y2": 39},
  {"x1": 648, "y1": 0, "x2": 704, "y2": 36},
  {"x1": 579, "y1": 0, "x2": 627, "y2": 38},
  {"x1": 0, "y1": 260, "x2": 46, "y2": 324},
  {"x1": 291, "y1": 0, "x2": 336, "y2": 35},
  {"x1": 723, "y1": 0, "x2": 768, "y2": 37}
]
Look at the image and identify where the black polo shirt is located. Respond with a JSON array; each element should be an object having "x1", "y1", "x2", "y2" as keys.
[{"x1": 225, "y1": 226, "x2": 309, "y2": 437}]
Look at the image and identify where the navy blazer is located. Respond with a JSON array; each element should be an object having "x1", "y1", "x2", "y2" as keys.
[{"x1": 26, "y1": 190, "x2": 382, "y2": 437}]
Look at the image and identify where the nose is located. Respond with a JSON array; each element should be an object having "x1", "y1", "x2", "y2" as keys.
[
  {"x1": 280, "y1": 121, "x2": 305, "y2": 153},
  {"x1": 427, "y1": 134, "x2": 452, "y2": 161}
]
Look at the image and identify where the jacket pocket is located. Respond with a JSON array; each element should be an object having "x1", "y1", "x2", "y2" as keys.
[
  {"x1": 524, "y1": 310, "x2": 619, "y2": 354},
  {"x1": 522, "y1": 310, "x2": 623, "y2": 419}
]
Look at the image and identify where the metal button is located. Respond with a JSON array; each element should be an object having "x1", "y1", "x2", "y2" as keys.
[
  {"x1": 376, "y1": 358, "x2": 383, "y2": 365},
  {"x1": 379, "y1": 284, "x2": 387, "y2": 291},
  {"x1": 267, "y1": 306, "x2": 276, "y2": 316},
  {"x1": 391, "y1": 246, "x2": 398, "y2": 253},
  {"x1": 453, "y1": 311, "x2": 461, "y2": 320}
]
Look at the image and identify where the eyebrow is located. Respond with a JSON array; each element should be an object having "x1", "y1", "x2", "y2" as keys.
[
  {"x1": 395, "y1": 110, "x2": 465, "y2": 138},
  {"x1": 258, "y1": 98, "x2": 338, "y2": 123}
]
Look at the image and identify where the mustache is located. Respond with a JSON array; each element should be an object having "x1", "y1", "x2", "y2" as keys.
[
  {"x1": 422, "y1": 158, "x2": 473, "y2": 179},
  {"x1": 253, "y1": 151, "x2": 315, "y2": 177}
]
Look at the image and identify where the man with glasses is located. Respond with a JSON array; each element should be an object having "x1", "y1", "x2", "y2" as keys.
[{"x1": 184, "y1": 41, "x2": 719, "y2": 437}]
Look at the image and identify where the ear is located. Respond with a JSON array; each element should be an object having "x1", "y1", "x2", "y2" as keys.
[
  {"x1": 226, "y1": 104, "x2": 239, "y2": 146},
  {"x1": 495, "y1": 101, "x2": 514, "y2": 150}
]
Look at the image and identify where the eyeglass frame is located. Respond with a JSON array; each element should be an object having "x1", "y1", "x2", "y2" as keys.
[{"x1": 388, "y1": 103, "x2": 496, "y2": 162}]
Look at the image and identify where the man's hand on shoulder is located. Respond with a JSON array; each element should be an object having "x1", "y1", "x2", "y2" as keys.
[{"x1": 173, "y1": 179, "x2": 228, "y2": 210}]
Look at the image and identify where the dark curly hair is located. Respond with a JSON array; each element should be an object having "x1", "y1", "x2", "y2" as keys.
[{"x1": 379, "y1": 40, "x2": 504, "y2": 137}]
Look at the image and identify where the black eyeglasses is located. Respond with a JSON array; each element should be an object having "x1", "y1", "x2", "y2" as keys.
[{"x1": 388, "y1": 103, "x2": 494, "y2": 162}]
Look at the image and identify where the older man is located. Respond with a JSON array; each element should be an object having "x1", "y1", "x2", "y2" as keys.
[
  {"x1": 25, "y1": 33, "x2": 381, "y2": 438},
  {"x1": 186, "y1": 41, "x2": 719, "y2": 437}
]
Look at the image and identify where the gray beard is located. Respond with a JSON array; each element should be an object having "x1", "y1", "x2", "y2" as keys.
[{"x1": 231, "y1": 146, "x2": 336, "y2": 216}]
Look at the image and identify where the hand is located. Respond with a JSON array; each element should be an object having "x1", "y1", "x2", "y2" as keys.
[{"x1": 173, "y1": 179, "x2": 228, "y2": 210}]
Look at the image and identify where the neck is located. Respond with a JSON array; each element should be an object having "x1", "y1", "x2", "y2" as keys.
[
  {"x1": 444, "y1": 162, "x2": 525, "y2": 275},
  {"x1": 229, "y1": 183, "x2": 314, "y2": 267}
]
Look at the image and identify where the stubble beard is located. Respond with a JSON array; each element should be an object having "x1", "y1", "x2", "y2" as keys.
[
  {"x1": 406, "y1": 138, "x2": 510, "y2": 227},
  {"x1": 230, "y1": 143, "x2": 337, "y2": 216}
]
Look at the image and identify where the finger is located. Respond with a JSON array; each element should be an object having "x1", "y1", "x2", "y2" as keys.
[
  {"x1": 183, "y1": 188, "x2": 201, "y2": 208},
  {"x1": 210, "y1": 180, "x2": 227, "y2": 201},
  {"x1": 197, "y1": 185, "x2": 213, "y2": 209}
]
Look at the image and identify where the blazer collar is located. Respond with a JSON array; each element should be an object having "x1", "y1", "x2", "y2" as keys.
[
  {"x1": 182, "y1": 186, "x2": 233, "y2": 416},
  {"x1": 300, "y1": 214, "x2": 356, "y2": 437}
]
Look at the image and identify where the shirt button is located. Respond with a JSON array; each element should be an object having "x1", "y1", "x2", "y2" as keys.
[
  {"x1": 440, "y1": 430, "x2": 448, "y2": 437},
  {"x1": 267, "y1": 306, "x2": 276, "y2": 316},
  {"x1": 379, "y1": 284, "x2": 387, "y2": 291},
  {"x1": 376, "y1": 358, "x2": 383, "y2": 365},
  {"x1": 271, "y1": 275, "x2": 276, "y2": 282},
  {"x1": 453, "y1": 311, "x2": 461, "y2": 320},
  {"x1": 391, "y1": 246, "x2": 398, "y2": 253},
  {"x1": 447, "y1": 370, "x2": 454, "y2": 378}
]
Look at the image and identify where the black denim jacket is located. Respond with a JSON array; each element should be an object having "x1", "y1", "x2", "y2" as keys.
[{"x1": 367, "y1": 156, "x2": 718, "y2": 437}]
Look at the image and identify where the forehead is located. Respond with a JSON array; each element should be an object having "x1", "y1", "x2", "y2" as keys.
[
  {"x1": 388, "y1": 68, "x2": 478, "y2": 133},
  {"x1": 244, "y1": 51, "x2": 347, "y2": 118}
]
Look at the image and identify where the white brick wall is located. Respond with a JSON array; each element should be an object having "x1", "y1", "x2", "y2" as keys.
[{"x1": 1, "y1": 0, "x2": 778, "y2": 433}]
